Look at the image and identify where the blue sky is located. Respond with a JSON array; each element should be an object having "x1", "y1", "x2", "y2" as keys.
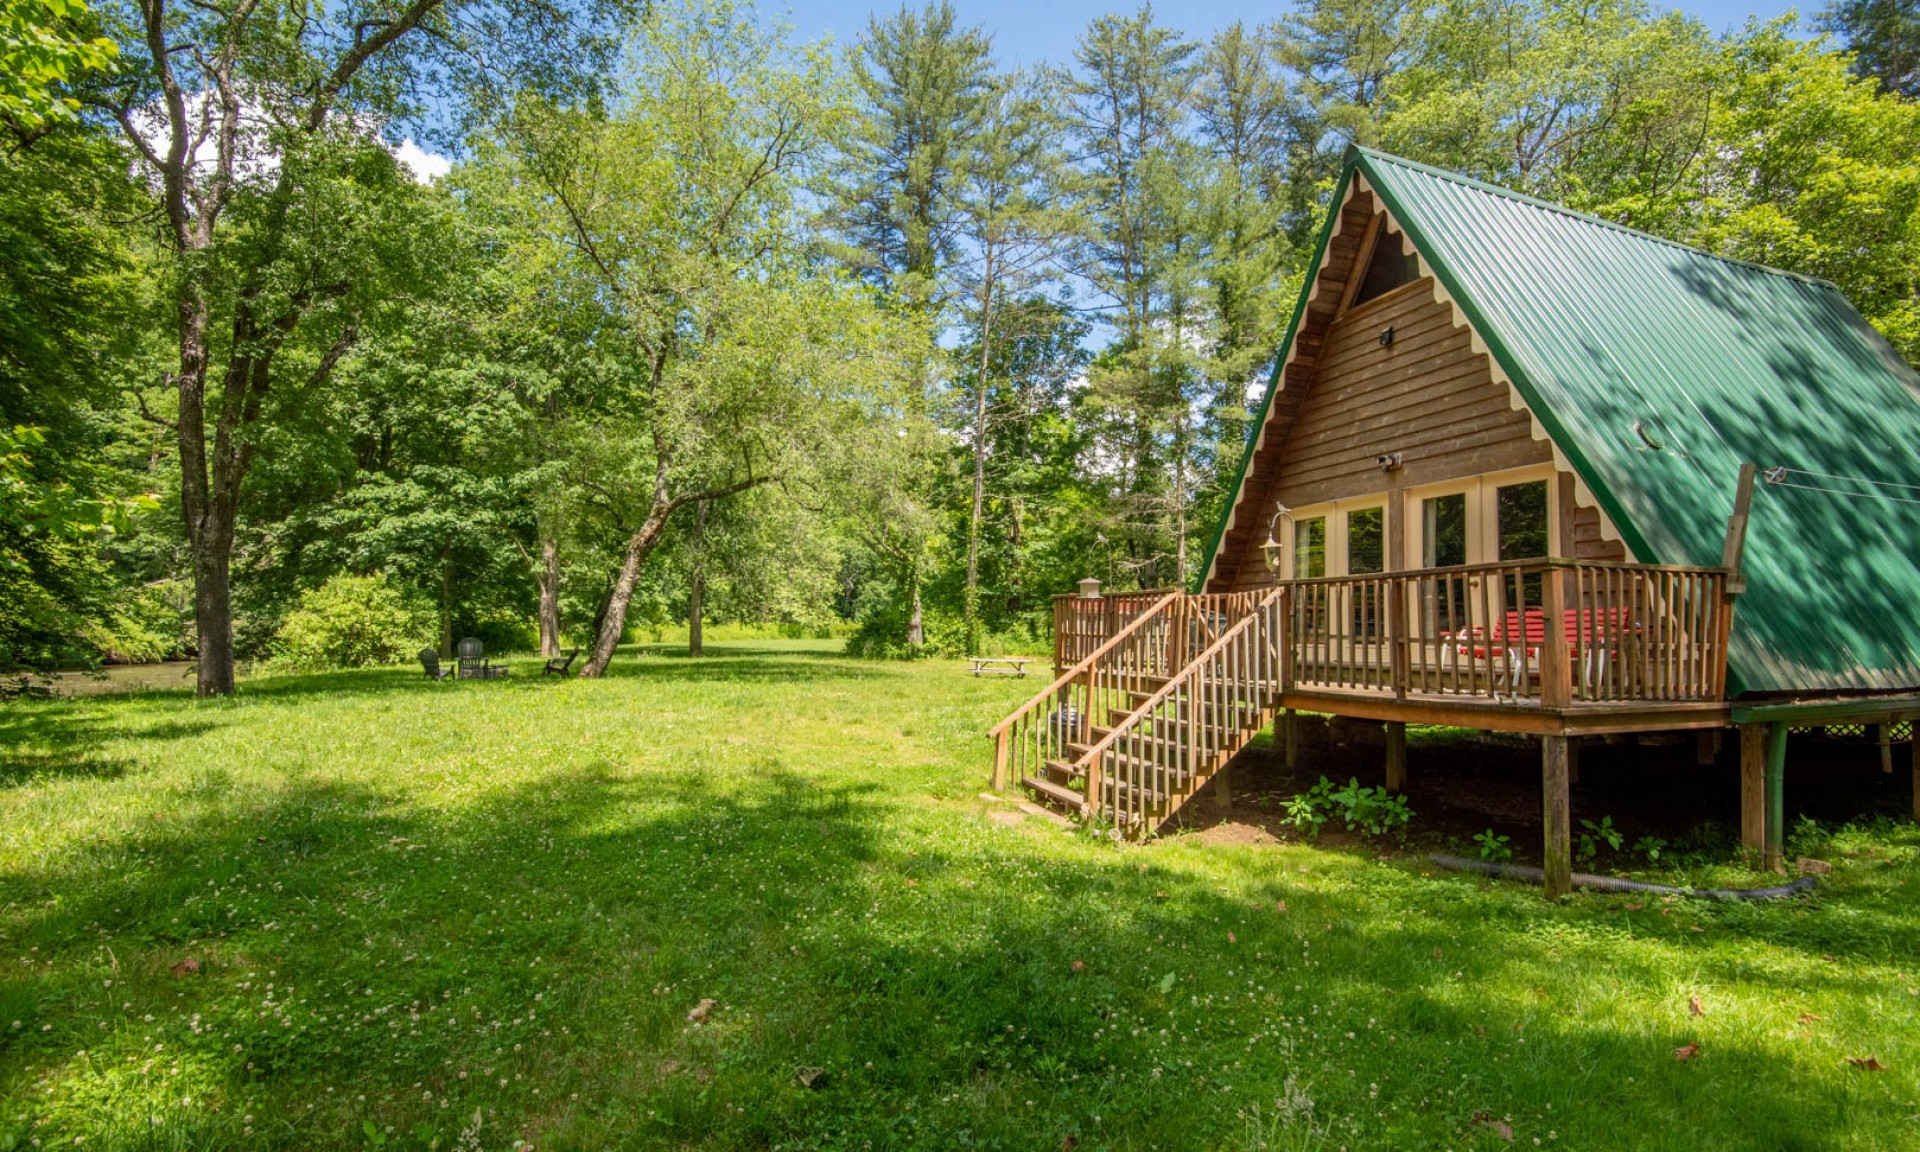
[{"x1": 772, "y1": 0, "x2": 1809, "y2": 68}]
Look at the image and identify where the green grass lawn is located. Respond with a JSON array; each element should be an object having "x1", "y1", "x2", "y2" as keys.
[{"x1": 3, "y1": 643, "x2": 1918, "y2": 1150}]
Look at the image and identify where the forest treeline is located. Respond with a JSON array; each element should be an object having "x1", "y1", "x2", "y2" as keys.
[{"x1": 2, "y1": 0, "x2": 1916, "y2": 690}]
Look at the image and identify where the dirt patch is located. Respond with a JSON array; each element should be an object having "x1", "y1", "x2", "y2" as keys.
[{"x1": 1186, "y1": 820, "x2": 1283, "y2": 847}]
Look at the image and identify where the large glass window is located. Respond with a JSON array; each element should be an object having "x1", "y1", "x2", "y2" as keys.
[
  {"x1": 1496, "y1": 481, "x2": 1549, "y2": 560},
  {"x1": 1422, "y1": 493, "x2": 1468, "y2": 567},
  {"x1": 1347, "y1": 508, "x2": 1384, "y2": 574},
  {"x1": 1293, "y1": 517, "x2": 1326, "y2": 579},
  {"x1": 1422, "y1": 493, "x2": 1469, "y2": 633},
  {"x1": 1347, "y1": 508, "x2": 1384, "y2": 637},
  {"x1": 1498, "y1": 480, "x2": 1549, "y2": 606}
]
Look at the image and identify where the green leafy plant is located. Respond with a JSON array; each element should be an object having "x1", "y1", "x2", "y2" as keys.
[
  {"x1": 1576, "y1": 815, "x2": 1624, "y2": 865},
  {"x1": 1284, "y1": 777, "x2": 1337, "y2": 835},
  {"x1": 1633, "y1": 834, "x2": 1667, "y2": 863},
  {"x1": 1788, "y1": 814, "x2": 1832, "y2": 859},
  {"x1": 1473, "y1": 829, "x2": 1513, "y2": 862},
  {"x1": 269, "y1": 573, "x2": 433, "y2": 672},
  {"x1": 1327, "y1": 776, "x2": 1414, "y2": 838}
]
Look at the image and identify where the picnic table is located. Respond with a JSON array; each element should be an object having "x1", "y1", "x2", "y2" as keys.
[{"x1": 969, "y1": 656, "x2": 1034, "y2": 678}]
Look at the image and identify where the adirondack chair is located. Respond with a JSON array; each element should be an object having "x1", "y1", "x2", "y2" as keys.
[
  {"x1": 543, "y1": 648, "x2": 578, "y2": 677},
  {"x1": 456, "y1": 637, "x2": 507, "y2": 680},
  {"x1": 419, "y1": 648, "x2": 455, "y2": 681}
]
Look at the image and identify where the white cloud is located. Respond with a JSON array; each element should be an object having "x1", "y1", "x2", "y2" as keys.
[{"x1": 392, "y1": 138, "x2": 452, "y2": 183}]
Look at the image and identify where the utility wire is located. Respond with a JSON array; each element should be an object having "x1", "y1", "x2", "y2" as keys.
[{"x1": 1762, "y1": 466, "x2": 1920, "y2": 506}]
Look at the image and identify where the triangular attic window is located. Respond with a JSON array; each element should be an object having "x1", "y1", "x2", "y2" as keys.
[{"x1": 1352, "y1": 226, "x2": 1420, "y2": 306}]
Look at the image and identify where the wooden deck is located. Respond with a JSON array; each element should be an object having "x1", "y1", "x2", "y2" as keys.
[{"x1": 1004, "y1": 559, "x2": 1737, "y2": 839}]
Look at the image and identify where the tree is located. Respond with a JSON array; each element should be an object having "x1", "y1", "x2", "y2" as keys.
[
  {"x1": 832, "y1": 0, "x2": 995, "y2": 315},
  {"x1": 949, "y1": 71, "x2": 1072, "y2": 652},
  {"x1": 97, "y1": 0, "x2": 609, "y2": 695},
  {"x1": 1821, "y1": 0, "x2": 1920, "y2": 97},
  {"x1": 1063, "y1": 7, "x2": 1202, "y2": 589},
  {"x1": 511, "y1": 0, "x2": 915, "y2": 677}
]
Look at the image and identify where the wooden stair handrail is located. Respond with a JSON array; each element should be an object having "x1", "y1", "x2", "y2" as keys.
[
  {"x1": 988, "y1": 591, "x2": 1181, "y2": 739},
  {"x1": 1070, "y1": 586, "x2": 1287, "y2": 772}
]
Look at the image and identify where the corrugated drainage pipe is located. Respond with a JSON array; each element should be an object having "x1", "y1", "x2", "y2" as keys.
[{"x1": 1428, "y1": 854, "x2": 1817, "y2": 901}]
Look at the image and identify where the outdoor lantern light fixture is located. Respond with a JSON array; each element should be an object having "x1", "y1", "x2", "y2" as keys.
[{"x1": 1259, "y1": 502, "x2": 1293, "y2": 574}]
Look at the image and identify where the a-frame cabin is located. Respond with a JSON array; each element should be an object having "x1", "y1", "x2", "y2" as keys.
[{"x1": 992, "y1": 147, "x2": 1920, "y2": 895}]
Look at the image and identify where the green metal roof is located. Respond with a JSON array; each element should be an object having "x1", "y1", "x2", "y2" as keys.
[{"x1": 1218, "y1": 147, "x2": 1920, "y2": 696}]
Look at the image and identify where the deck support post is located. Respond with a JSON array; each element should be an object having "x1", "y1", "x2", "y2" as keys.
[
  {"x1": 1385, "y1": 722, "x2": 1407, "y2": 792},
  {"x1": 1739, "y1": 724, "x2": 1767, "y2": 853},
  {"x1": 1212, "y1": 765, "x2": 1232, "y2": 811},
  {"x1": 991, "y1": 733, "x2": 1009, "y2": 794},
  {"x1": 1765, "y1": 720, "x2": 1787, "y2": 873},
  {"x1": 1912, "y1": 732, "x2": 1919, "y2": 823},
  {"x1": 1283, "y1": 709, "x2": 1298, "y2": 770},
  {"x1": 1696, "y1": 729, "x2": 1721, "y2": 766},
  {"x1": 1542, "y1": 735, "x2": 1572, "y2": 899},
  {"x1": 1566, "y1": 736, "x2": 1580, "y2": 786}
]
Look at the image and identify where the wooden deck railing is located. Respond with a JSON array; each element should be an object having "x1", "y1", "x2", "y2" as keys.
[
  {"x1": 1077, "y1": 587, "x2": 1288, "y2": 830},
  {"x1": 1052, "y1": 590, "x2": 1177, "y2": 669},
  {"x1": 1285, "y1": 559, "x2": 1730, "y2": 705},
  {"x1": 994, "y1": 591, "x2": 1182, "y2": 793}
]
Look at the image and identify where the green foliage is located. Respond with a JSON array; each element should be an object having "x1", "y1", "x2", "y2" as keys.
[
  {"x1": 1633, "y1": 834, "x2": 1668, "y2": 864},
  {"x1": 1821, "y1": 0, "x2": 1920, "y2": 97},
  {"x1": 1474, "y1": 828, "x2": 1514, "y2": 862},
  {"x1": 269, "y1": 574, "x2": 432, "y2": 671},
  {"x1": 1789, "y1": 814, "x2": 1835, "y2": 859},
  {"x1": 1284, "y1": 776, "x2": 1337, "y2": 835},
  {"x1": 1576, "y1": 815, "x2": 1625, "y2": 865},
  {"x1": 1285, "y1": 775, "x2": 1412, "y2": 838},
  {"x1": 1328, "y1": 775, "x2": 1414, "y2": 837},
  {"x1": 0, "y1": 0, "x2": 116, "y2": 129}
]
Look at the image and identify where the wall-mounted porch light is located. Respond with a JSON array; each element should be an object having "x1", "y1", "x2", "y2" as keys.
[{"x1": 1259, "y1": 502, "x2": 1294, "y2": 575}]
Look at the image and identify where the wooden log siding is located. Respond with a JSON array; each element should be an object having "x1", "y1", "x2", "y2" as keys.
[{"x1": 1220, "y1": 271, "x2": 1554, "y2": 591}]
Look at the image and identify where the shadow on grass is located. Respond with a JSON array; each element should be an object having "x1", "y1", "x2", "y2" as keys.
[
  {"x1": 0, "y1": 708, "x2": 146, "y2": 788},
  {"x1": 222, "y1": 644, "x2": 885, "y2": 704},
  {"x1": 0, "y1": 741, "x2": 1900, "y2": 1150}
]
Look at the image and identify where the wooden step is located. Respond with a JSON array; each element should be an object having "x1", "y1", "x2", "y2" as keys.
[
  {"x1": 1070, "y1": 735, "x2": 1230, "y2": 762},
  {"x1": 1023, "y1": 775, "x2": 1086, "y2": 812},
  {"x1": 1106, "y1": 704, "x2": 1264, "y2": 729},
  {"x1": 1055, "y1": 752, "x2": 1198, "y2": 792}
]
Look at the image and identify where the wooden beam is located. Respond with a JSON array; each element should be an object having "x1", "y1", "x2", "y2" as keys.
[
  {"x1": 1567, "y1": 736, "x2": 1580, "y2": 786},
  {"x1": 1739, "y1": 724, "x2": 1767, "y2": 853},
  {"x1": 1730, "y1": 696, "x2": 1920, "y2": 724},
  {"x1": 1283, "y1": 708, "x2": 1299, "y2": 769},
  {"x1": 1385, "y1": 721, "x2": 1407, "y2": 792},
  {"x1": 1212, "y1": 764, "x2": 1232, "y2": 811},
  {"x1": 1720, "y1": 463, "x2": 1758, "y2": 596},
  {"x1": 1695, "y1": 728, "x2": 1721, "y2": 766},
  {"x1": 1765, "y1": 720, "x2": 1788, "y2": 874},
  {"x1": 1542, "y1": 735, "x2": 1572, "y2": 899},
  {"x1": 1276, "y1": 690, "x2": 1732, "y2": 734}
]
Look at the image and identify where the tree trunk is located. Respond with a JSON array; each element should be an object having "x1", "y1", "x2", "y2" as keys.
[
  {"x1": 439, "y1": 544, "x2": 455, "y2": 658},
  {"x1": 537, "y1": 530, "x2": 561, "y2": 658},
  {"x1": 965, "y1": 291, "x2": 993, "y2": 658},
  {"x1": 190, "y1": 526, "x2": 237, "y2": 697},
  {"x1": 688, "y1": 499, "x2": 706, "y2": 658},
  {"x1": 580, "y1": 500, "x2": 676, "y2": 678},
  {"x1": 907, "y1": 566, "x2": 924, "y2": 650}
]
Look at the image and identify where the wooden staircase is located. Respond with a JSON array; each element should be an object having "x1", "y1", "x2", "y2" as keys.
[{"x1": 990, "y1": 588, "x2": 1287, "y2": 836}]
